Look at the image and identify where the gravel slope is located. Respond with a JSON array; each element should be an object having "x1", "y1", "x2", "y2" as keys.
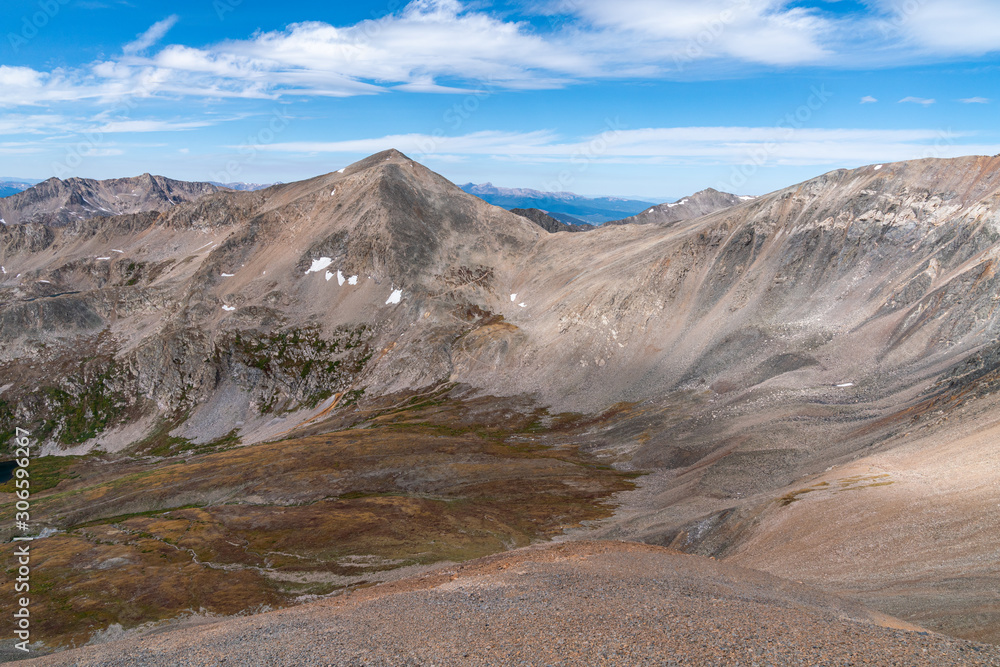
[{"x1": 22, "y1": 541, "x2": 1000, "y2": 666}]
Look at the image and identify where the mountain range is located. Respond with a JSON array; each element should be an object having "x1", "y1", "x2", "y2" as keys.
[
  {"x1": 2, "y1": 150, "x2": 1000, "y2": 659},
  {"x1": 459, "y1": 181, "x2": 656, "y2": 223},
  {"x1": 0, "y1": 179, "x2": 40, "y2": 198}
]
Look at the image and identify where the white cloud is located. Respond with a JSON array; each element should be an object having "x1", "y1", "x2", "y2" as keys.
[
  {"x1": 567, "y1": 0, "x2": 834, "y2": 66},
  {"x1": 124, "y1": 16, "x2": 180, "y2": 55},
  {"x1": 1, "y1": 0, "x2": 1000, "y2": 111},
  {"x1": 0, "y1": 114, "x2": 70, "y2": 135},
  {"x1": 0, "y1": 142, "x2": 45, "y2": 155},
  {"x1": 873, "y1": 0, "x2": 1000, "y2": 56},
  {"x1": 253, "y1": 126, "x2": 994, "y2": 167},
  {"x1": 960, "y1": 97, "x2": 990, "y2": 104},
  {"x1": 93, "y1": 119, "x2": 217, "y2": 133},
  {"x1": 255, "y1": 130, "x2": 560, "y2": 156},
  {"x1": 860, "y1": 95, "x2": 878, "y2": 104},
  {"x1": 899, "y1": 96, "x2": 935, "y2": 105}
]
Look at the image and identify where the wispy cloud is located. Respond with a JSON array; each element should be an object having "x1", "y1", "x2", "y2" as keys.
[
  {"x1": 0, "y1": 142, "x2": 46, "y2": 155},
  {"x1": 959, "y1": 96, "x2": 990, "y2": 104},
  {"x1": 563, "y1": 0, "x2": 835, "y2": 66},
  {"x1": 898, "y1": 96, "x2": 935, "y2": 105},
  {"x1": 871, "y1": 0, "x2": 1000, "y2": 57},
  {"x1": 92, "y1": 119, "x2": 218, "y2": 133},
  {"x1": 0, "y1": 114, "x2": 71, "y2": 135},
  {"x1": 123, "y1": 16, "x2": 179, "y2": 55},
  {"x1": 860, "y1": 95, "x2": 878, "y2": 104},
  {"x1": 0, "y1": 111, "x2": 241, "y2": 139},
  {"x1": 252, "y1": 126, "x2": 990, "y2": 167}
]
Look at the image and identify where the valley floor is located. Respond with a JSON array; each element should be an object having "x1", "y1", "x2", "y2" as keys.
[{"x1": 18, "y1": 541, "x2": 1000, "y2": 666}]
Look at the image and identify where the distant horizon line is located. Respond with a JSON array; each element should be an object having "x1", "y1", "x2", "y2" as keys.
[{"x1": 0, "y1": 172, "x2": 683, "y2": 204}]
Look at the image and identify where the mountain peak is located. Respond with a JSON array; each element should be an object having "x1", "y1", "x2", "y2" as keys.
[
  {"x1": 0, "y1": 173, "x2": 221, "y2": 227},
  {"x1": 345, "y1": 148, "x2": 413, "y2": 172},
  {"x1": 607, "y1": 187, "x2": 750, "y2": 226}
]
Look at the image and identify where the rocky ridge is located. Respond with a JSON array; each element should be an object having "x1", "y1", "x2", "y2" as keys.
[
  {"x1": 510, "y1": 207, "x2": 595, "y2": 233},
  {"x1": 0, "y1": 174, "x2": 221, "y2": 228},
  {"x1": 608, "y1": 187, "x2": 754, "y2": 226},
  {"x1": 2, "y1": 151, "x2": 1000, "y2": 648}
]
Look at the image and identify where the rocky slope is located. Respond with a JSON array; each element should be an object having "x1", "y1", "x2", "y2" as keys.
[
  {"x1": 3, "y1": 151, "x2": 1000, "y2": 649},
  {"x1": 0, "y1": 174, "x2": 220, "y2": 227},
  {"x1": 607, "y1": 187, "x2": 754, "y2": 225},
  {"x1": 511, "y1": 207, "x2": 595, "y2": 233},
  {"x1": 20, "y1": 542, "x2": 1000, "y2": 667}
]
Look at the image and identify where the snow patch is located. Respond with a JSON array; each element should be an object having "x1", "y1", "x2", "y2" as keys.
[
  {"x1": 738, "y1": 195, "x2": 756, "y2": 201},
  {"x1": 111, "y1": 249, "x2": 124, "y2": 253},
  {"x1": 518, "y1": 302, "x2": 526, "y2": 308},
  {"x1": 221, "y1": 273, "x2": 235, "y2": 277},
  {"x1": 222, "y1": 305, "x2": 236, "y2": 312},
  {"x1": 337, "y1": 168, "x2": 345, "y2": 173},
  {"x1": 836, "y1": 382, "x2": 855, "y2": 388},
  {"x1": 337, "y1": 270, "x2": 345, "y2": 286},
  {"x1": 325, "y1": 271, "x2": 335, "y2": 282},
  {"x1": 1, "y1": 266, "x2": 5, "y2": 274},
  {"x1": 305, "y1": 257, "x2": 333, "y2": 274},
  {"x1": 38, "y1": 280, "x2": 50, "y2": 284},
  {"x1": 195, "y1": 241, "x2": 214, "y2": 251},
  {"x1": 96, "y1": 257, "x2": 111, "y2": 261},
  {"x1": 510, "y1": 293, "x2": 517, "y2": 301},
  {"x1": 874, "y1": 165, "x2": 883, "y2": 170},
  {"x1": 386, "y1": 289, "x2": 403, "y2": 305},
  {"x1": 330, "y1": 190, "x2": 336, "y2": 196},
  {"x1": 348, "y1": 275, "x2": 358, "y2": 285}
]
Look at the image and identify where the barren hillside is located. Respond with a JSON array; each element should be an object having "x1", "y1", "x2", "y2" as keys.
[{"x1": 2, "y1": 150, "x2": 1000, "y2": 655}]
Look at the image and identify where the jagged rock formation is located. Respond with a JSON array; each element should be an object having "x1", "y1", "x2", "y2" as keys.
[
  {"x1": 3, "y1": 151, "x2": 1000, "y2": 648},
  {"x1": 0, "y1": 174, "x2": 221, "y2": 227},
  {"x1": 511, "y1": 207, "x2": 595, "y2": 233},
  {"x1": 609, "y1": 187, "x2": 754, "y2": 225}
]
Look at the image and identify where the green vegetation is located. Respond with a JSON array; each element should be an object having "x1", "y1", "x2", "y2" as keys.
[
  {"x1": 0, "y1": 390, "x2": 643, "y2": 649},
  {"x1": 341, "y1": 388, "x2": 365, "y2": 407},
  {"x1": 224, "y1": 324, "x2": 374, "y2": 415},
  {"x1": 134, "y1": 417, "x2": 241, "y2": 458},
  {"x1": 0, "y1": 400, "x2": 15, "y2": 447},
  {"x1": 0, "y1": 455, "x2": 83, "y2": 493},
  {"x1": 117, "y1": 260, "x2": 145, "y2": 286},
  {"x1": 35, "y1": 366, "x2": 125, "y2": 445}
]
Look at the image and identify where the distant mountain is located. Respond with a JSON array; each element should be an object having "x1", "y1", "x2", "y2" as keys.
[
  {"x1": 209, "y1": 181, "x2": 280, "y2": 191},
  {"x1": 543, "y1": 210, "x2": 592, "y2": 226},
  {"x1": 0, "y1": 174, "x2": 222, "y2": 227},
  {"x1": 0, "y1": 179, "x2": 40, "y2": 198},
  {"x1": 460, "y1": 182, "x2": 655, "y2": 224},
  {"x1": 608, "y1": 188, "x2": 755, "y2": 226},
  {"x1": 511, "y1": 208, "x2": 595, "y2": 233}
]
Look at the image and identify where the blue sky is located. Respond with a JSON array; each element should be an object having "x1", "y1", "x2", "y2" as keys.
[{"x1": 1, "y1": 0, "x2": 999, "y2": 200}]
